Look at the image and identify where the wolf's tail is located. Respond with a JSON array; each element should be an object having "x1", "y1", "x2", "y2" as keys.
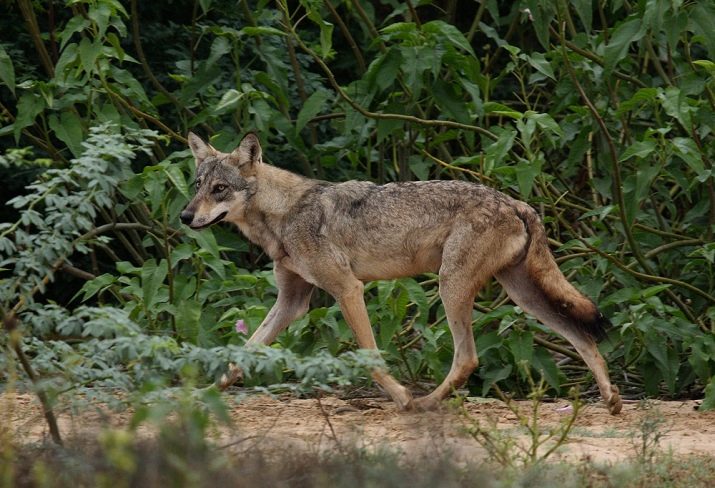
[{"x1": 506, "y1": 203, "x2": 610, "y2": 341}]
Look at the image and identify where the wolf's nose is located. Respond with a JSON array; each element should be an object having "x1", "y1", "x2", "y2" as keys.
[{"x1": 180, "y1": 210, "x2": 194, "y2": 225}]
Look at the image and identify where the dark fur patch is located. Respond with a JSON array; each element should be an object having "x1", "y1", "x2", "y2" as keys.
[
  {"x1": 573, "y1": 309, "x2": 610, "y2": 341},
  {"x1": 540, "y1": 290, "x2": 610, "y2": 341}
]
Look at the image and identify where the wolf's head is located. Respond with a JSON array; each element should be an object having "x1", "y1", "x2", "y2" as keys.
[{"x1": 180, "y1": 132, "x2": 262, "y2": 229}]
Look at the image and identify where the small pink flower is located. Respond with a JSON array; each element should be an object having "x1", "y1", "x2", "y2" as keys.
[
  {"x1": 554, "y1": 404, "x2": 574, "y2": 414},
  {"x1": 235, "y1": 319, "x2": 248, "y2": 335}
]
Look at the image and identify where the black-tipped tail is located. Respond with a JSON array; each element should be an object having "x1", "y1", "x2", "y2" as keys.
[{"x1": 574, "y1": 310, "x2": 610, "y2": 342}]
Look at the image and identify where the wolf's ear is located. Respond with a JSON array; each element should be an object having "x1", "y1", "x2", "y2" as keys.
[
  {"x1": 231, "y1": 132, "x2": 262, "y2": 168},
  {"x1": 187, "y1": 132, "x2": 215, "y2": 165}
]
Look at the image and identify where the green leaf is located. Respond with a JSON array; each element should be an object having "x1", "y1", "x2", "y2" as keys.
[
  {"x1": 76, "y1": 273, "x2": 116, "y2": 302},
  {"x1": 141, "y1": 259, "x2": 168, "y2": 312},
  {"x1": 213, "y1": 89, "x2": 243, "y2": 114},
  {"x1": 432, "y1": 79, "x2": 470, "y2": 124},
  {"x1": 644, "y1": 330, "x2": 679, "y2": 394},
  {"x1": 640, "y1": 284, "x2": 672, "y2": 298},
  {"x1": 616, "y1": 88, "x2": 659, "y2": 116},
  {"x1": 164, "y1": 163, "x2": 190, "y2": 199},
  {"x1": 423, "y1": 20, "x2": 475, "y2": 56},
  {"x1": 619, "y1": 140, "x2": 656, "y2": 161},
  {"x1": 483, "y1": 102, "x2": 522, "y2": 119},
  {"x1": 701, "y1": 376, "x2": 715, "y2": 411},
  {"x1": 295, "y1": 90, "x2": 330, "y2": 133},
  {"x1": 525, "y1": 52, "x2": 555, "y2": 81},
  {"x1": 659, "y1": 87, "x2": 695, "y2": 129},
  {"x1": 526, "y1": 111, "x2": 564, "y2": 138},
  {"x1": 0, "y1": 44, "x2": 15, "y2": 95},
  {"x1": 303, "y1": 6, "x2": 334, "y2": 59},
  {"x1": 49, "y1": 111, "x2": 84, "y2": 157},
  {"x1": 171, "y1": 243, "x2": 195, "y2": 264},
  {"x1": 570, "y1": 0, "x2": 593, "y2": 32},
  {"x1": 79, "y1": 37, "x2": 102, "y2": 73},
  {"x1": 207, "y1": 36, "x2": 231, "y2": 66},
  {"x1": 693, "y1": 60, "x2": 715, "y2": 74},
  {"x1": 508, "y1": 330, "x2": 534, "y2": 364},
  {"x1": 604, "y1": 17, "x2": 644, "y2": 72},
  {"x1": 120, "y1": 173, "x2": 144, "y2": 199},
  {"x1": 671, "y1": 137, "x2": 704, "y2": 178},
  {"x1": 400, "y1": 45, "x2": 438, "y2": 94},
  {"x1": 399, "y1": 278, "x2": 428, "y2": 319},
  {"x1": 186, "y1": 228, "x2": 221, "y2": 259},
  {"x1": 319, "y1": 21, "x2": 334, "y2": 58},
  {"x1": 380, "y1": 22, "x2": 417, "y2": 38},
  {"x1": 240, "y1": 26, "x2": 286, "y2": 37},
  {"x1": 87, "y1": 2, "x2": 112, "y2": 38},
  {"x1": 365, "y1": 48, "x2": 402, "y2": 91},
  {"x1": 59, "y1": 15, "x2": 90, "y2": 50},
  {"x1": 515, "y1": 160, "x2": 541, "y2": 197},
  {"x1": 481, "y1": 364, "x2": 512, "y2": 396},
  {"x1": 13, "y1": 92, "x2": 45, "y2": 142},
  {"x1": 408, "y1": 155, "x2": 429, "y2": 181},
  {"x1": 198, "y1": 0, "x2": 212, "y2": 15},
  {"x1": 483, "y1": 128, "x2": 516, "y2": 174},
  {"x1": 476, "y1": 331, "x2": 503, "y2": 356},
  {"x1": 532, "y1": 348, "x2": 562, "y2": 392},
  {"x1": 690, "y1": 2, "x2": 715, "y2": 60},
  {"x1": 175, "y1": 299, "x2": 202, "y2": 342},
  {"x1": 525, "y1": 0, "x2": 555, "y2": 49}
]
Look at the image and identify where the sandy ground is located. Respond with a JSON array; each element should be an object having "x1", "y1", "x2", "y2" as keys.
[
  {"x1": 6, "y1": 392, "x2": 715, "y2": 464},
  {"x1": 2, "y1": 388, "x2": 715, "y2": 462},
  {"x1": 222, "y1": 395, "x2": 715, "y2": 464}
]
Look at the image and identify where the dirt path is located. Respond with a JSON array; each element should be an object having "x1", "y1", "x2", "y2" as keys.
[
  {"x1": 7, "y1": 392, "x2": 715, "y2": 464},
  {"x1": 226, "y1": 395, "x2": 715, "y2": 463}
]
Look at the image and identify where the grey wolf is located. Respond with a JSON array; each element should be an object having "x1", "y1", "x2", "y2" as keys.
[{"x1": 180, "y1": 132, "x2": 622, "y2": 414}]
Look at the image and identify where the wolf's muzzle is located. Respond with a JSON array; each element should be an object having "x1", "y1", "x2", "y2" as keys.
[
  {"x1": 180, "y1": 210, "x2": 194, "y2": 225},
  {"x1": 181, "y1": 210, "x2": 228, "y2": 229}
]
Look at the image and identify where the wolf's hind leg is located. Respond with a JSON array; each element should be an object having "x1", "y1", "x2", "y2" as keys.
[
  {"x1": 412, "y1": 223, "x2": 521, "y2": 411},
  {"x1": 412, "y1": 280, "x2": 477, "y2": 411},
  {"x1": 218, "y1": 262, "x2": 314, "y2": 390}
]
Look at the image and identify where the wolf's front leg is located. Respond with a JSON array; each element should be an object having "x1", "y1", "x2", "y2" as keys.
[
  {"x1": 336, "y1": 279, "x2": 414, "y2": 410},
  {"x1": 218, "y1": 262, "x2": 314, "y2": 390}
]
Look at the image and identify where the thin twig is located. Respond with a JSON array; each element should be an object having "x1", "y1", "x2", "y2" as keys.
[{"x1": 2, "y1": 311, "x2": 63, "y2": 446}]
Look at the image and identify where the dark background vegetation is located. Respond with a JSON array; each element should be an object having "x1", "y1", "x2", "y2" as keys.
[{"x1": 1, "y1": 0, "x2": 715, "y2": 416}]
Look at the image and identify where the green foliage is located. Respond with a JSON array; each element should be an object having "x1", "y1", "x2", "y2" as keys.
[
  {"x1": 459, "y1": 364, "x2": 583, "y2": 469},
  {"x1": 1, "y1": 0, "x2": 714, "y2": 412}
]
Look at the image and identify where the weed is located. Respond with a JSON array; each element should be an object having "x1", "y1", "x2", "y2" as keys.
[
  {"x1": 458, "y1": 362, "x2": 582, "y2": 468},
  {"x1": 629, "y1": 401, "x2": 670, "y2": 466}
]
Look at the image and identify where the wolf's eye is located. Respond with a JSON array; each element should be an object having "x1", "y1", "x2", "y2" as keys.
[
  {"x1": 213, "y1": 184, "x2": 226, "y2": 193},
  {"x1": 195, "y1": 180, "x2": 201, "y2": 189}
]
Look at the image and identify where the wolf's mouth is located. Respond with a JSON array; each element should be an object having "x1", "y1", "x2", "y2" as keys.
[{"x1": 191, "y1": 211, "x2": 228, "y2": 230}]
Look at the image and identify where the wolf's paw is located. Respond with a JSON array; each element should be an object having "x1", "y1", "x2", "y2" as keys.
[
  {"x1": 411, "y1": 395, "x2": 442, "y2": 412},
  {"x1": 391, "y1": 387, "x2": 415, "y2": 412},
  {"x1": 217, "y1": 362, "x2": 243, "y2": 391},
  {"x1": 605, "y1": 385, "x2": 622, "y2": 415}
]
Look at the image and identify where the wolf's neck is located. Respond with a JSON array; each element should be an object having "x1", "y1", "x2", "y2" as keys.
[
  {"x1": 252, "y1": 164, "x2": 317, "y2": 216},
  {"x1": 233, "y1": 164, "x2": 317, "y2": 260}
]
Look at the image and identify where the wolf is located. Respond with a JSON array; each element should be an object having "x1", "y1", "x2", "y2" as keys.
[{"x1": 180, "y1": 132, "x2": 622, "y2": 414}]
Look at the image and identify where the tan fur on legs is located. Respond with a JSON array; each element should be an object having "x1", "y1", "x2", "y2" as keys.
[
  {"x1": 412, "y1": 224, "x2": 523, "y2": 411},
  {"x1": 560, "y1": 332, "x2": 622, "y2": 414},
  {"x1": 412, "y1": 293, "x2": 476, "y2": 411}
]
